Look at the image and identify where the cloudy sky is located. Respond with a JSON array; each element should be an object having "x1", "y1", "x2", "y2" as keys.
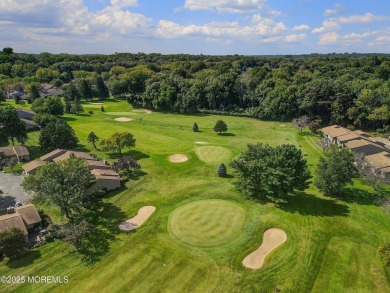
[{"x1": 0, "y1": 0, "x2": 389, "y2": 55}]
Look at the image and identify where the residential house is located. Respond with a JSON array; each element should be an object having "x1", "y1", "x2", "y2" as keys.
[
  {"x1": 22, "y1": 160, "x2": 46, "y2": 175},
  {"x1": 321, "y1": 125, "x2": 390, "y2": 181},
  {"x1": 91, "y1": 169, "x2": 122, "y2": 191},
  {"x1": 40, "y1": 149, "x2": 67, "y2": 162},
  {"x1": 24, "y1": 149, "x2": 121, "y2": 191},
  {"x1": 0, "y1": 204, "x2": 41, "y2": 243},
  {"x1": 7, "y1": 90, "x2": 29, "y2": 100},
  {"x1": 0, "y1": 146, "x2": 30, "y2": 162},
  {"x1": 364, "y1": 152, "x2": 390, "y2": 180},
  {"x1": 39, "y1": 83, "x2": 64, "y2": 98}
]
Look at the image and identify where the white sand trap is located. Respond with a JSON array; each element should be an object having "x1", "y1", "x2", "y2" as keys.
[
  {"x1": 115, "y1": 117, "x2": 133, "y2": 122},
  {"x1": 194, "y1": 141, "x2": 208, "y2": 145},
  {"x1": 169, "y1": 154, "x2": 188, "y2": 163},
  {"x1": 243, "y1": 228, "x2": 287, "y2": 269},
  {"x1": 132, "y1": 109, "x2": 152, "y2": 114},
  {"x1": 119, "y1": 206, "x2": 156, "y2": 231},
  {"x1": 92, "y1": 102, "x2": 103, "y2": 105}
]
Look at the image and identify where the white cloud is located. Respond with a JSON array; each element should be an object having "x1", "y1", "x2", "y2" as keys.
[
  {"x1": 324, "y1": 3, "x2": 344, "y2": 16},
  {"x1": 183, "y1": 0, "x2": 265, "y2": 14},
  {"x1": 292, "y1": 24, "x2": 310, "y2": 31},
  {"x1": 319, "y1": 32, "x2": 339, "y2": 45},
  {"x1": 110, "y1": 0, "x2": 138, "y2": 8},
  {"x1": 312, "y1": 18, "x2": 340, "y2": 34},
  {"x1": 156, "y1": 17, "x2": 289, "y2": 42},
  {"x1": 338, "y1": 13, "x2": 389, "y2": 24}
]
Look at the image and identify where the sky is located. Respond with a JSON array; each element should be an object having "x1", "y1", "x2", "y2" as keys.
[{"x1": 0, "y1": 0, "x2": 389, "y2": 55}]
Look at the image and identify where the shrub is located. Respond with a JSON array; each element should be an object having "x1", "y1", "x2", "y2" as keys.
[
  {"x1": 217, "y1": 163, "x2": 227, "y2": 177},
  {"x1": 193, "y1": 122, "x2": 199, "y2": 132},
  {"x1": 89, "y1": 110, "x2": 94, "y2": 114}
]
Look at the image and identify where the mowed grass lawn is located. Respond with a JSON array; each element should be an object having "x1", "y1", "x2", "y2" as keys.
[{"x1": 0, "y1": 99, "x2": 389, "y2": 292}]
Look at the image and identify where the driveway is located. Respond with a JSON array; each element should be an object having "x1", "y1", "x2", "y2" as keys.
[{"x1": 0, "y1": 171, "x2": 33, "y2": 210}]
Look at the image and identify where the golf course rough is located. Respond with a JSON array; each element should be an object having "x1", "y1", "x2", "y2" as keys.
[
  {"x1": 169, "y1": 199, "x2": 246, "y2": 247},
  {"x1": 195, "y1": 146, "x2": 232, "y2": 164}
]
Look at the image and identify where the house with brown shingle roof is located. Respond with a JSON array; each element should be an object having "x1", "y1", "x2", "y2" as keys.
[
  {"x1": 0, "y1": 146, "x2": 30, "y2": 162},
  {"x1": 0, "y1": 204, "x2": 41, "y2": 243},
  {"x1": 345, "y1": 139, "x2": 387, "y2": 156},
  {"x1": 321, "y1": 125, "x2": 390, "y2": 181},
  {"x1": 27, "y1": 149, "x2": 121, "y2": 192},
  {"x1": 40, "y1": 149, "x2": 67, "y2": 162},
  {"x1": 91, "y1": 169, "x2": 121, "y2": 191},
  {"x1": 22, "y1": 160, "x2": 46, "y2": 175},
  {"x1": 364, "y1": 152, "x2": 390, "y2": 180},
  {"x1": 52, "y1": 151, "x2": 95, "y2": 163}
]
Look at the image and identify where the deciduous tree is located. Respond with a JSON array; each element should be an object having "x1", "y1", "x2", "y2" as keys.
[
  {"x1": 230, "y1": 144, "x2": 311, "y2": 201},
  {"x1": 100, "y1": 132, "x2": 136, "y2": 155},
  {"x1": 23, "y1": 156, "x2": 96, "y2": 220},
  {"x1": 213, "y1": 120, "x2": 228, "y2": 134},
  {"x1": 39, "y1": 119, "x2": 79, "y2": 151},
  {"x1": 0, "y1": 105, "x2": 27, "y2": 145},
  {"x1": 0, "y1": 228, "x2": 26, "y2": 259},
  {"x1": 314, "y1": 145, "x2": 359, "y2": 195}
]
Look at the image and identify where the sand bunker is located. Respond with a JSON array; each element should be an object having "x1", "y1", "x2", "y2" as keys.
[
  {"x1": 115, "y1": 117, "x2": 133, "y2": 122},
  {"x1": 132, "y1": 109, "x2": 152, "y2": 114},
  {"x1": 169, "y1": 154, "x2": 188, "y2": 163},
  {"x1": 243, "y1": 228, "x2": 287, "y2": 269},
  {"x1": 119, "y1": 206, "x2": 156, "y2": 231},
  {"x1": 194, "y1": 142, "x2": 208, "y2": 145},
  {"x1": 92, "y1": 102, "x2": 103, "y2": 105}
]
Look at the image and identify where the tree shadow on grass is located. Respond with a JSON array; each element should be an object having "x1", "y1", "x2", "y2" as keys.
[
  {"x1": 62, "y1": 116, "x2": 77, "y2": 122},
  {"x1": 276, "y1": 192, "x2": 349, "y2": 217},
  {"x1": 79, "y1": 202, "x2": 127, "y2": 264},
  {"x1": 107, "y1": 149, "x2": 150, "y2": 161},
  {"x1": 332, "y1": 187, "x2": 381, "y2": 206},
  {"x1": 6, "y1": 250, "x2": 41, "y2": 269},
  {"x1": 218, "y1": 133, "x2": 235, "y2": 137}
]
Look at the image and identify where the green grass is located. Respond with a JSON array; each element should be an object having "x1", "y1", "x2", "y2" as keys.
[
  {"x1": 0, "y1": 99, "x2": 389, "y2": 293},
  {"x1": 195, "y1": 146, "x2": 232, "y2": 164},
  {"x1": 169, "y1": 199, "x2": 246, "y2": 247}
]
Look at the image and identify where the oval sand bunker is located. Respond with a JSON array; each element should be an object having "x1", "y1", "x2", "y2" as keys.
[
  {"x1": 169, "y1": 154, "x2": 188, "y2": 163},
  {"x1": 115, "y1": 117, "x2": 133, "y2": 122},
  {"x1": 119, "y1": 206, "x2": 156, "y2": 231},
  {"x1": 243, "y1": 228, "x2": 287, "y2": 269}
]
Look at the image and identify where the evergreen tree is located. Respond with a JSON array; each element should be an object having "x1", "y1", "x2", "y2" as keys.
[
  {"x1": 193, "y1": 122, "x2": 199, "y2": 132},
  {"x1": 213, "y1": 120, "x2": 228, "y2": 134},
  {"x1": 101, "y1": 105, "x2": 105, "y2": 112},
  {"x1": 217, "y1": 163, "x2": 227, "y2": 177},
  {"x1": 79, "y1": 79, "x2": 93, "y2": 100},
  {"x1": 71, "y1": 96, "x2": 83, "y2": 114},
  {"x1": 96, "y1": 76, "x2": 109, "y2": 100}
]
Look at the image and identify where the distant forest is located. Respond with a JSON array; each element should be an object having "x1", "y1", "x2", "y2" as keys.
[{"x1": 1, "y1": 50, "x2": 390, "y2": 132}]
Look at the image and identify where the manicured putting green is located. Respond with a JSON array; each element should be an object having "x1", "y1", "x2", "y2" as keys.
[
  {"x1": 169, "y1": 199, "x2": 246, "y2": 247},
  {"x1": 195, "y1": 146, "x2": 232, "y2": 164}
]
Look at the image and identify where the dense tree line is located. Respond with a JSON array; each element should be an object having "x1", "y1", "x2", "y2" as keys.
[{"x1": 1, "y1": 50, "x2": 390, "y2": 131}]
